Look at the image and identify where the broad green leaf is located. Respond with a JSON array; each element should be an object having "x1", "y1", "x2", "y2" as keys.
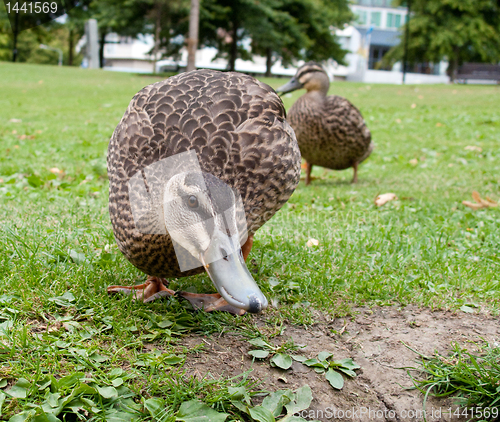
[
  {"x1": 0, "y1": 295, "x2": 16, "y2": 304},
  {"x1": 69, "y1": 249, "x2": 87, "y2": 265},
  {"x1": 325, "y1": 369, "x2": 344, "y2": 390},
  {"x1": 48, "y1": 292, "x2": 76, "y2": 307},
  {"x1": 96, "y1": 385, "x2": 118, "y2": 399},
  {"x1": 104, "y1": 409, "x2": 141, "y2": 422},
  {"x1": 270, "y1": 353, "x2": 293, "y2": 370},
  {"x1": 0, "y1": 392, "x2": 5, "y2": 416},
  {"x1": 302, "y1": 358, "x2": 327, "y2": 368},
  {"x1": 262, "y1": 390, "x2": 291, "y2": 417},
  {"x1": 144, "y1": 398, "x2": 165, "y2": 417},
  {"x1": 109, "y1": 368, "x2": 123, "y2": 377},
  {"x1": 284, "y1": 385, "x2": 312, "y2": 415},
  {"x1": 337, "y1": 368, "x2": 356, "y2": 378},
  {"x1": 33, "y1": 414, "x2": 61, "y2": 422},
  {"x1": 248, "y1": 349, "x2": 270, "y2": 359},
  {"x1": 280, "y1": 416, "x2": 309, "y2": 422},
  {"x1": 47, "y1": 392, "x2": 61, "y2": 407},
  {"x1": 163, "y1": 356, "x2": 184, "y2": 365},
  {"x1": 248, "y1": 338, "x2": 271, "y2": 349},
  {"x1": 0, "y1": 379, "x2": 7, "y2": 388},
  {"x1": 334, "y1": 358, "x2": 360, "y2": 370},
  {"x1": 6, "y1": 378, "x2": 30, "y2": 399},
  {"x1": 249, "y1": 405, "x2": 275, "y2": 422},
  {"x1": 176, "y1": 400, "x2": 228, "y2": 422},
  {"x1": 317, "y1": 351, "x2": 333, "y2": 361},
  {"x1": 89, "y1": 353, "x2": 109, "y2": 363},
  {"x1": 313, "y1": 367, "x2": 325, "y2": 374},
  {"x1": 111, "y1": 378, "x2": 124, "y2": 387},
  {"x1": 0, "y1": 320, "x2": 13, "y2": 336},
  {"x1": 291, "y1": 355, "x2": 307, "y2": 363},
  {"x1": 58, "y1": 373, "x2": 83, "y2": 389},
  {"x1": 158, "y1": 318, "x2": 173, "y2": 328},
  {"x1": 230, "y1": 400, "x2": 249, "y2": 414},
  {"x1": 9, "y1": 410, "x2": 36, "y2": 422},
  {"x1": 27, "y1": 174, "x2": 43, "y2": 188}
]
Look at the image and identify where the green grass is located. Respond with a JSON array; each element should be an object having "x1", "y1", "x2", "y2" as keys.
[
  {"x1": 0, "y1": 62, "x2": 499, "y2": 419},
  {"x1": 406, "y1": 341, "x2": 500, "y2": 422}
]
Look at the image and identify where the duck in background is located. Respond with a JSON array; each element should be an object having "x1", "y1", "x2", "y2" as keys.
[{"x1": 277, "y1": 62, "x2": 372, "y2": 184}]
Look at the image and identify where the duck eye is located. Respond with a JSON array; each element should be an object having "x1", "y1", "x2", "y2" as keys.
[{"x1": 187, "y1": 195, "x2": 198, "y2": 208}]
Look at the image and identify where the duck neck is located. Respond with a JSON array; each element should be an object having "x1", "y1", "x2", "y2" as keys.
[{"x1": 305, "y1": 73, "x2": 330, "y2": 97}]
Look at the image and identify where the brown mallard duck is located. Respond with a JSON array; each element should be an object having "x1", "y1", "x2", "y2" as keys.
[
  {"x1": 107, "y1": 69, "x2": 301, "y2": 315},
  {"x1": 277, "y1": 62, "x2": 372, "y2": 184}
]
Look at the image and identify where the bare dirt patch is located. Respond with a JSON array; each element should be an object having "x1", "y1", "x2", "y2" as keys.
[{"x1": 181, "y1": 305, "x2": 500, "y2": 421}]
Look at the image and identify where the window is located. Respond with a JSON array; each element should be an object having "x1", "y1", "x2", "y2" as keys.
[
  {"x1": 370, "y1": 11, "x2": 381, "y2": 27},
  {"x1": 356, "y1": 10, "x2": 368, "y2": 25},
  {"x1": 387, "y1": 13, "x2": 402, "y2": 28}
]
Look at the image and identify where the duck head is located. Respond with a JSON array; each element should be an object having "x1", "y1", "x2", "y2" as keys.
[
  {"x1": 277, "y1": 62, "x2": 330, "y2": 96},
  {"x1": 162, "y1": 171, "x2": 268, "y2": 314}
]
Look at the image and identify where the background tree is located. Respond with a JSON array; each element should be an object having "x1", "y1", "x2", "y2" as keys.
[
  {"x1": 89, "y1": 0, "x2": 151, "y2": 68},
  {"x1": 384, "y1": 0, "x2": 500, "y2": 80},
  {"x1": 251, "y1": 0, "x2": 353, "y2": 76}
]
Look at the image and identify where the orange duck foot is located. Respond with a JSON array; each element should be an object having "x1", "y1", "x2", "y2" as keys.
[
  {"x1": 107, "y1": 276, "x2": 175, "y2": 303},
  {"x1": 108, "y1": 276, "x2": 246, "y2": 315}
]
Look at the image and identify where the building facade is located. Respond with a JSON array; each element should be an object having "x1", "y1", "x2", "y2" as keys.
[{"x1": 335, "y1": 0, "x2": 449, "y2": 83}]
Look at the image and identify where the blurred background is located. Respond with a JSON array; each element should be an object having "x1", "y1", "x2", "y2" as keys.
[{"x1": 1, "y1": 0, "x2": 499, "y2": 85}]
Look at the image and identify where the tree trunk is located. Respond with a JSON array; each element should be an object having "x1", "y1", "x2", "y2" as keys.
[
  {"x1": 68, "y1": 28, "x2": 74, "y2": 66},
  {"x1": 447, "y1": 46, "x2": 460, "y2": 82},
  {"x1": 265, "y1": 48, "x2": 273, "y2": 77},
  {"x1": 152, "y1": 1, "x2": 162, "y2": 73},
  {"x1": 186, "y1": 0, "x2": 199, "y2": 72},
  {"x1": 99, "y1": 30, "x2": 106, "y2": 68},
  {"x1": 228, "y1": 9, "x2": 239, "y2": 71}
]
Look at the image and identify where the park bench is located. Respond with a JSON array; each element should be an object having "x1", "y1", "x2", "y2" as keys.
[{"x1": 455, "y1": 63, "x2": 500, "y2": 84}]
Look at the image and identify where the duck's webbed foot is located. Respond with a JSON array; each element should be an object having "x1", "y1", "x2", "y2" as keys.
[
  {"x1": 107, "y1": 276, "x2": 175, "y2": 302},
  {"x1": 351, "y1": 162, "x2": 359, "y2": 184},
  {"x1": 176, "y1": 291, "x2": 246, "y2": 316}
]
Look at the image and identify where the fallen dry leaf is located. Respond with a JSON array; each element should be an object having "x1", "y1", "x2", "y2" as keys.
[
  {"x1": 409, "y1": 158, "x2": 418, "y2": 166},
  {"x1": 418, "y1": 95, "x2": 424, "y2": 99},
  {"x1": 395, "y1": 118, "x2": 402, "y2": 124},
  {"x1": 375, "y1": 193, "x2": 397, "y2": 207},
  {"x1": 411, "y1": 103, "x2": 417, "y2": 109},
  {"x1": 50, "y1": 167, "x2": 62, "y2": 174},
  {"x1": 462, "y1": 191, "x2": 497, "y2": 210},
  {"x1": 464, "y1": 145, "x2": 482, "y2": 152},
  {"x1": 435, "y1": 122, "x2": 443, "y2": 127},
  {"x1": 9, "y1": 118, "x2": 22, "y2": 123},
  {"x1": 306, "y1": 238, "x2": 319, "y2": 247}
]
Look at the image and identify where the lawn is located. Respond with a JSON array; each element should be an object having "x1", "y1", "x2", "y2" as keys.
[{"x1": 0, "y1": 62, "x2": 499, "y2": 420}]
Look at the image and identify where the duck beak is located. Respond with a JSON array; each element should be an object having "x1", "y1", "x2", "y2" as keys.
[
  {"x1": 200, "y1": 230, "x2": 268, "y2": 314},
  {"x1": 276, "y1": 77, "x2": 302, "y2": 95}
]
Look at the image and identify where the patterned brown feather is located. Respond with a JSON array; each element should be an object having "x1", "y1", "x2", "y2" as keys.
[
  {"x1": 108, "y1": 69, "x2": 301, "y2": 278},
  {"x1": 285, "y1": 62, "x2": 372, "y2": 171}
]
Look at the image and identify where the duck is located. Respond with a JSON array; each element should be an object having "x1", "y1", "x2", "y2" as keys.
[
  {"x1": 107, "y1": 69, "x2": 301, "y2": 315},
  {"x1": 277, "y1": 62, "x2": 372, "y2": 184}
]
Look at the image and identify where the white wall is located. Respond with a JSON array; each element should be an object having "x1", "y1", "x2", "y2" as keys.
[{"x1": 361, "y1": 69, "x2": 449, "y2": 84}]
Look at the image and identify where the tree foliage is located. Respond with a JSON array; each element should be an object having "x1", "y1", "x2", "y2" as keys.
[
  {"x1": 385, "y1": 0, "x2": 500, "y2": 79},
  {"x1": 200, "y1": 0, "x2": 352, "y2": 74},
  {"x1": 2, "y1": 0, "x2": 354, "y2": 73}
]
